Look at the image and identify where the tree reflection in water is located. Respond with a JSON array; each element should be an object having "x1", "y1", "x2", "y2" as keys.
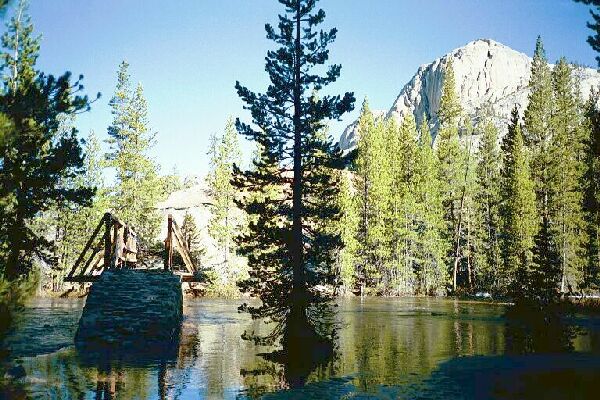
[
  {"x1": 240, "y1": 310, "x2": 339, "y2": 394},
  {"x1": 3, "y1": 298, "x2": 600, "y2": 399},
  {"x1": 68, "y1": 321, "x2": 198, "y2": 400},
  {"x1": 504, "y1": 300, "x2": 579, "y2": 354}
]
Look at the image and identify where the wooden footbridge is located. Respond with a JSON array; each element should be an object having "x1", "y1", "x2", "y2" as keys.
[
  {"x1": 65, "y1": 213, "x2": 203, "y2": 351},
  {"x1": 64, "y1": 212, "x2": 203, "y2": 283}
]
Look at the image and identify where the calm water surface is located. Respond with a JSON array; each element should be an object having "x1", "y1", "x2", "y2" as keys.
[{"x1": 1, "y1": 297, "x2": 600, "y2": 399}]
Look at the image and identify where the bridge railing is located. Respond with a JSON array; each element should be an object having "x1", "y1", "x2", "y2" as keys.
[
  {"x1": 164, "y1": 214, "x2": 198, "y2": 280},
  {"x1": 65, "y1": 213, "x2": 138, "y2": 283},
  {"x1": 64, "y1": 212, "x2": 199, "y2": 283}
]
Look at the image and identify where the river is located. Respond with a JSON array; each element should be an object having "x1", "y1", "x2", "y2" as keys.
[{"x1": 1, "y1": 297, "x2": 600, "y2": 399}]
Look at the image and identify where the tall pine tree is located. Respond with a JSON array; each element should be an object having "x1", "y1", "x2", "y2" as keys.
[
  {"x1": 584, "y1": 89, "x2": 600, "y2": 289},
  {"x1": 353, "y1": 101, "x2": 389, "y2": 294},
  {"x1": 474, "y1": 116, "x2": 502, "y2": 292},
  {"x1": 207, "y1": 117, "x2": 242, "y2": 266},
  {"x1": 232, "y1": 0, "x2": 354, "y2": 365},
  {"x1": 105, "y1": 61, "x2": 162, "y2": 251},
  {"x1": 547, "y1": 58, "x2": 587, "y2": 293},
  {"x1": 436, "y1": 57, "x2": 468, "y2": 292},
  {"x1": 524, "y1": 36, "x2": 553, "y2": 222},
  {"x1": 334, "y1": 170, "x2": 359, "y2": 291},
  {"x1": 575, "y1": 0, "x2": 600, "y2": 66},
  {"x1": 501, "y1": 110, "x2": 538, "y2": 296},
  {"x1": 0, "y1": 0, "x2": 94, "y2": 279},
  {"x1": 414, "y1": 118, "x2": 447, "y2": 294}
]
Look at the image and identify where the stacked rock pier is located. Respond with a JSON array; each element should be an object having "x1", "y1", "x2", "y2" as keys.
[{"x1": 75, "y1": 270, "x2": 183, "y2": 353}]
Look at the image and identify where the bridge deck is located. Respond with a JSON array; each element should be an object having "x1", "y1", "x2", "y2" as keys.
[{"x1": 64, "y1": 271, "x2": 204, "y2": 283}]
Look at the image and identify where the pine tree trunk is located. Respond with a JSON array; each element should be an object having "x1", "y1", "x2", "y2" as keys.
[
  {"x1": 467, "y1": 215, "x2": 472, "y2": 288},
  {"x1": 5, "y1": 210, "x2": 25, "y2": 280},
  {"x1": 225, "y1": 210, "x2": 229, "y2": 265},
  {"x1": 561, "y1": 220, "x2": 567, "y2": 294},
  {"x1": 289, "y1": 2, "x2": 307, "y2": 338}
]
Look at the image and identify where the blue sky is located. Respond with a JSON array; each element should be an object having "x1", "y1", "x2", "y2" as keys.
[{"x1": 20, "y1": 0, "x2": 600, "y2": 178}]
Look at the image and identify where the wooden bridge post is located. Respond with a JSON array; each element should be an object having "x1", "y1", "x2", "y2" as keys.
[
  {"x1": 103, "y1": 213, "x2": 112, "y2": 270},
  {"x1": 165, "y1": 214, "x2": 173, "y2": 271}
]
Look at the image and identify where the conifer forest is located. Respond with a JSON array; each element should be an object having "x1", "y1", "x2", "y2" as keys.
[{"x1": 2, "y1": 0, "x2": 600, "y2": 398}]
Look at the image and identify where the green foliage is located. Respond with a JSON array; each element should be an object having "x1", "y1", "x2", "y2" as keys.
[
  {"x1": 413, "y1": 118, "x2": 448, "y2": 294},
  {"x1": 334, "y1": 170, "x2": 359, "y2": 290},
  {"x1": 474, "y1": 116, "x2": 502, "y2": 293},
  {"x1": 437, "y1": 58, "x2": 462, "y2": 127},
  {"x1": 351, "y1": 107, "x2": 449, "y2": 295},
  {"x1": 583, "y1": 89, "x2": 600, "y2": 290},
  {"x1": 353, "y1": 101, "x2": 390, "y2": 292},
  {"x1": 0, "y1": 270, "x2": 38, "y2": 336},
  {"x1": 233, "y1": 0, "x2": 354, "y2": 351},
  {"x1": 576, "y1": 0, "x2": 600, "y2": 294},
  {"x1": 41, "y1": 129, "x2": 108, "y2": 290},
  {"x1": 524, "y1": 36, "x2": 553, "y2": 221},
  {"x1": 385, "y1": 115, "x2": 418, "y2": 294},
  {"x1": 0, "y1": 0, "x2": 93, "y2": 280},
  {"x1": 207, "y1": 117, "x2": 242, "y2": 265},
  {"x1": 501, "y1": 112, "x2": 538, "y2": 296},
  {"x1": 436, "y1": 58, "x2": 473, "y2": 292},
  {"x1": 547, "y1": 58, "x2": 588, "y2": 292},
  {"x1": 105, "y1": 61, "x2": 162, "y2": 251},
  {"x1": 160, "y1": 167, "x2": 184, "y2": 198},
  {"x1": 575, "y1": 0, "x2": 600, "y2": 66},
  {"x1": 179, "y1": 211, "x2": 204, "y2": 267}
]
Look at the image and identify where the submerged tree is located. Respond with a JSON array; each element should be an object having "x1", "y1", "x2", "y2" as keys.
[
  {"x1": 0, "y1": 0, "x2": 94, "y2": 280},
  {"x1": 232, "y1": 0, "x2": 354, "y2": 378}
]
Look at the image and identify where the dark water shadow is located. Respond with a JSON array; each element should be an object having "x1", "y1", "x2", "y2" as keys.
[
  {"x1": 504, "y1": 300, "x2": 579, "y2": 354},
  {"x1": 407, "y1": 301, "x2": 597, "y2": 399}
]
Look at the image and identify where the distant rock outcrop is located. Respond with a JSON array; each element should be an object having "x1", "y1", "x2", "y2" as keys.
[
  {"x1": 156, "y1": 180, "x2": 246, "y2": 283},
  {"x1": 339, "y1": 39, "x2": 600, "y2": 151}
]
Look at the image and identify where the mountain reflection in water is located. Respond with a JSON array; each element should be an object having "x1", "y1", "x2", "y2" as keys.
[{"x1": 1, "y1": 297, "x2": 600, "y2": 399}]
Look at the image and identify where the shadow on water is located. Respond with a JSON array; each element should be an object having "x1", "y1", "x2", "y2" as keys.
[
  {"x1": 504, "y1": 300, "x2": 579, "y2": 354},
  {"x1": 404, "y1": 301, "x2": 599, "y2": 400}
]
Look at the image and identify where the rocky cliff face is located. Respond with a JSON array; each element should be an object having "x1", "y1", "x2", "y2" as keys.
[{"x1": 339, "y1": 39, "x2": 600, "y2": 151}]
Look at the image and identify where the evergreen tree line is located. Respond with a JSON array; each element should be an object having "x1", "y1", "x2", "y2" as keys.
[
  {"x1": 336, "y1": 37, "x2": 600, "y2": 300},
  {"x1": 0, "y1": 1, "x2": 194, "y2": 293}
]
